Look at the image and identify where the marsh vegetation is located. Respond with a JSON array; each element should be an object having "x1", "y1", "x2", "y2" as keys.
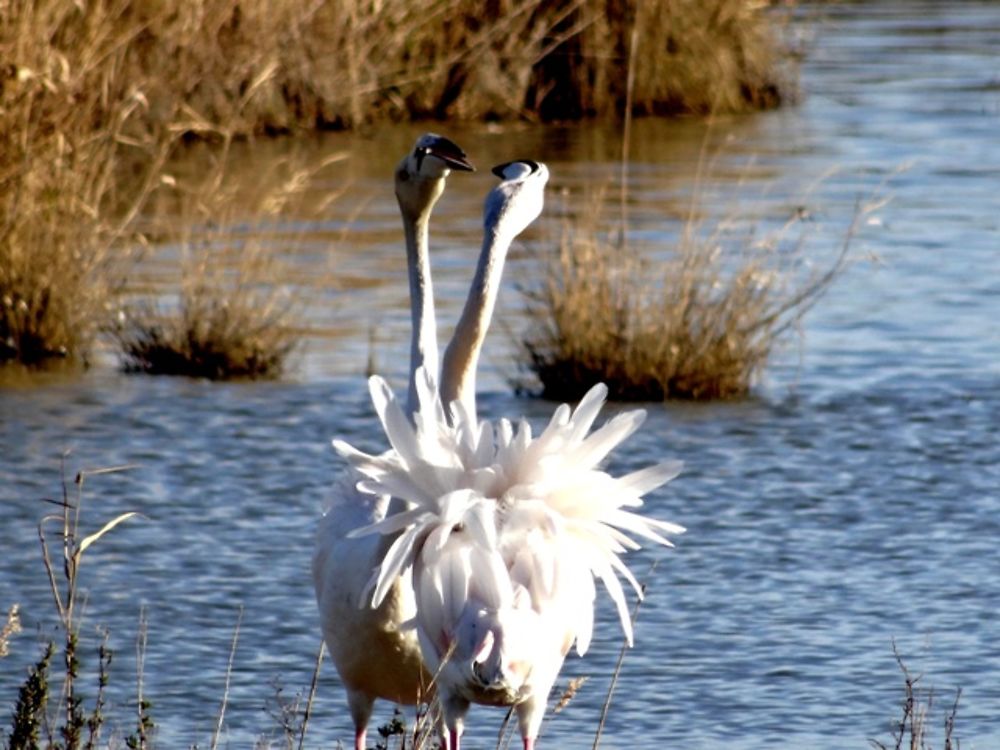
[
  {"x1": 518, "y1": 190, "x2": 860, "y2": 401},
  {"x1": 2, "y1": 0, "x2": 798, "y2": 383}
]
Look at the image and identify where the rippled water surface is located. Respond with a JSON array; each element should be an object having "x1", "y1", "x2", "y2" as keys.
[{"x1": 2, "y1": 2, "x2": 999, "y2": 748}]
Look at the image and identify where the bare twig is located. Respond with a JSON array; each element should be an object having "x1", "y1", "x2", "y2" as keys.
[
  {"x1": 297, "y1": 640, "x2": 325, "y2": 750},
  {"x1": 211, "y1": 606, "x2": 244, "y2": 750},
  {"x1": 593, "y1": 561, "x2": 658, "y2": 749},
  {"x1": 134, "y1": 606, "x2": 151, "y2": 749},
  {"x1": 617, "y1": 0, "x2": 642, "y2": 248},
  {"x1": 870, "y1": 640, "x2": 962, "y2": 750}
]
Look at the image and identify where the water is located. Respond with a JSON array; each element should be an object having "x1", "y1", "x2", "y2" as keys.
[{"x1": 2, "y1": 2, "x2": 999, "y2": 747}]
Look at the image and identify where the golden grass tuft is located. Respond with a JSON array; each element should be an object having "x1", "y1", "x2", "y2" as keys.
[
  {"x1": 109, "y1": 140, "x2": 342, "y2": 380},
  {"x1": 519, "y1": 195, "x2": 854, "y2": 401},
  {"x1": 113, "y1": 288, "x2": 297, "y2": 381}
]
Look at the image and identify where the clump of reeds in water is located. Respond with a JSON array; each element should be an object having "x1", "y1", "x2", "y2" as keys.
[
  {"x1": 519, "y1": 196, "x2": 854, "y2": 401},
  {"x1": 114, "y1": 284, "x2": 297, "y2": 381},
  {"x1": 111, "y1": 140, "x2": 344, "y2": 380}
]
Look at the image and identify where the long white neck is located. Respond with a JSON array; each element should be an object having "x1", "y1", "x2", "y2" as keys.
[
  {"x1": 440, "y1": 224, "x2": 512, "y2": 419},
  {"x1": 403, "y1": 210, "x2": 437, "y2": 418}
]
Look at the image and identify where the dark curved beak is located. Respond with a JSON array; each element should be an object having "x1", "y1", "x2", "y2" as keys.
[{"x1": 428, "y1": 136, "x2": 475, "y2": 172}]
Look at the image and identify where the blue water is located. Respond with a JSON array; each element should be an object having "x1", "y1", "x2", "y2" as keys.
[{"x1": 2, "y1": 2, "x2": 999, "y2": 748}]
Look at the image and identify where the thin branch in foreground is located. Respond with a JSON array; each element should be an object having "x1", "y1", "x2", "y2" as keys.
[
  {"x1": 297, "y1": 640, "x2": 325, "y2": 750},
  {"x1": 131, "y1": 606, "x2": 154, "y2": 750},
  {"x1": 211, "y1": 606, "x2": 244, "y2": 750},
  {"x1": 869, "y1": 639, "x2": 962, "y2": 750},
  {"x1": 593, "y1": 561, "x2": 658, "y2": 750}
]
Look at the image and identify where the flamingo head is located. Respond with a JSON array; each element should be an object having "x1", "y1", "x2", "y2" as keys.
[
  {"x1": 438, "y1": 604, "x2": 533, "y2": 706},
  {"x1": 484, "y1": 160, "x2": 549, "y2": 240},
  {"x1": 395, "y1": 133, "x2": 474, "y2": 221}
]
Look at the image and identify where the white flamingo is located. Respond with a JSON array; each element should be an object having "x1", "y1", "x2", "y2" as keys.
[
  {"x1": 312, "y1": 133, "x2": 473, "y2": 750},
  {"x1": 336, "y1": 161, "x2": 685, "y2": 750}
]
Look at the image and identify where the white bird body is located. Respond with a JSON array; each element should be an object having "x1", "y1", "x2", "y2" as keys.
[
  {"x1": 338, "y1": 368, "x2": 684, "y2": 750},
  {"x1": 313, "y1": 133, "x2": 473, "y2": 750},
  {"x1": 335, "y1": 157, "x2": 684, "y2": 750}
]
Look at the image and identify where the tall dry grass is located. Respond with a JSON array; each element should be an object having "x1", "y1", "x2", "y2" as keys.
[
  {"x1": 3, "y1": 461, "x2": 144, "y2": 749},
  {"x1": 0, "y1": 1, "x2": 341, "y2": 375},
  {"x1": 519, "y1": 191, "x2": 858, "y2": 401},
  {"x1": 2, "y1": 0, "x2": 795, "y2": 373},
  {"x1": 0, "y1": 1, "x2": 171, "y2": 369},
  {"x1": 6, "y1": 0, "x2": 795, "y2": 137}
]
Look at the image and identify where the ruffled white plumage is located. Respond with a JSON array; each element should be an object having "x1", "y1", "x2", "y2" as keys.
[{"x1": 335, "y1": 366, "x2": 684, "y2": 664}]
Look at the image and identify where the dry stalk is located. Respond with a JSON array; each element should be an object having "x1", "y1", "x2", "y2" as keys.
[
  {"x1": 1, "y1": 604, "x2": 23, "y2": 658},
  {"x1": 592, "y1": 563, "x2": 656, "y2": 750},
  {"x1": 211, "y1": 606, "x2": 245, "y2": 750},
  {"x1": 297, "y1": 640, "x2": 325, "y2": 750}
]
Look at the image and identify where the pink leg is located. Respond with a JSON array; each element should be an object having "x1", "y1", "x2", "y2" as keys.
[
  {"x1": 354, "y1": 727, "x2": 366, "y2": 750},
  {"x1": 450, "y1": 728, "x2": 461, "y2": 750},
  {"x1": 523, "y1": 738, "x2": 535, "y2": 750}
]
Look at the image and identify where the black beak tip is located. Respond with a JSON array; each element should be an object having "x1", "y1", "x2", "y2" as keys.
[{"x1": 427, "y1": 135, "x2": 475, "y2": 173}]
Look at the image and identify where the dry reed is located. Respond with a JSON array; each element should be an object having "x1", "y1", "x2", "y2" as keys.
[
  {"x1": 519, "y1": 193, "x2": 855, "y2": 401},
  {"x1": 0, "y1": 606, "x2": 21, "y2": 660},
  {"x1": 2, "y1": 0, "x2": 795, "y2": 373},
  {"x1": 0, "y1": 1, "x2": 171, "y2": 369},
  {"x1": 5, "y1": 0, "x2": 795, "y2": 138}
]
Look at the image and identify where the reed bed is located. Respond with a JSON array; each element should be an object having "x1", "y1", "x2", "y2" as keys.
[
  {"x1": 519, "y1": 195, "x2": 855, "y2": 401},
  {"x1": 2, "y1": 0, "x2": 795, "y2": 374},
  {"x1": 0, "y1": 0, "x2": 169, "y2": 369},
  {"x1": 4, "y1": 0, "x2": 795, "y2": 138}
]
